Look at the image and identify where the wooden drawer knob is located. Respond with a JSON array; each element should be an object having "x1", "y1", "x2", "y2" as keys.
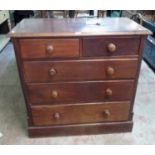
[
  {"x1": 49, "y1": 68, "x2": 57, "y2": 76},
  {"x1": 103, "y1": 109, "x2": 110, "y2": 118},
  {"x1": 107, "y1": 43, "x2": 117, "y2": 53},
  {"x1": 52, "y1": 90, "x2": 58, "y2": 98},
  {"x1": 46, "y1": 45, "x2": 54, "y2": 54},
  {"x1": 105, "y1": 88, "x2": 113, "y2": 97},
  {"x1": 106, "y1": 66, "x2": 115, "y2": 76},
  {"x1": 53, "y1": 112, "x2": 60, "y2": 120}
]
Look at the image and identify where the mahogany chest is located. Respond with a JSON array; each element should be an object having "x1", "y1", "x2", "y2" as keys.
[{"x1": 9, "y1": 18, "x2": 151, "y2": 137}]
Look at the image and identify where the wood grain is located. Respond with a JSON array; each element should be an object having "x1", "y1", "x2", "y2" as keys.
[
  {"x1": 23, "y1": 58, "x2": 138, "y2": 82},
  {"x1": 19, "y1": 38, "x2": 80, "y2": 59},
  {"x1": 83, "y1": 36, "x2": 140, "y2": 56},
  {"x1": 28, "y1": 121, "x2": 133, "y2": 137},
  {"x1": 31, "y1": 101, "x2": 130, "y2": 126},
  {"x1": 26, "y1": 80, "x2": 134, "y2": 104},
  {"x1": 9, "y1": 18, "x2": 151, "y2": 38}
]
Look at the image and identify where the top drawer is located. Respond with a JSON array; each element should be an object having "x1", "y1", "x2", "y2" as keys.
[
  {"x1": 19, "y1": 39, "x2": 80, "y2": 59},
  {"x1": 83, "y1": 36, "x2": 140, "y2": 57}
]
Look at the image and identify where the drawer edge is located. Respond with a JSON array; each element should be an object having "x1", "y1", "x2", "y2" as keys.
[
  {"x1": 28, "y1": 121, "x2": 133, "y2": 137},
  {"x1": 30, "y1": 101, "x2": 131, "y2": 126}
]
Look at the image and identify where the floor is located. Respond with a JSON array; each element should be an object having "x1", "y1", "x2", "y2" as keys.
[{"x1": 0, "y1": 42, "x2": 155, "y2": 144}]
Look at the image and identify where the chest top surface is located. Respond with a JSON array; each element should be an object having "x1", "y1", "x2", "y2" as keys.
[{"x1": 9, "y1": 17, "x2": 151, "y2": 38}]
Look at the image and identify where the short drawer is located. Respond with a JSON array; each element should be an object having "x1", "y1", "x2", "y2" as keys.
[
  {"x1": 31, "y1": 101, "x2": 130, "y2": 126},
  {"x1": 19, "y1": 39, "x2": 80, "y2": 59},
  {"x1": 26, "y1": 80, "x2": 134, "y2": 104},
  {"x1": 23, "y1": 58, "x2": 138, "y2": 82},
  {"x1": 83, "y1": 37, "x2": 140, "y2": 57}
]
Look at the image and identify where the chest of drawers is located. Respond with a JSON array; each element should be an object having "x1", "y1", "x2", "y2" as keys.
[{"x1": 9, "y1": 18, "x2": 151, "y2": 137}]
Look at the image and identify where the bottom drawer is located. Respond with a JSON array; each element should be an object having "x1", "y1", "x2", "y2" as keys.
[{"x1": 31, "y1": 101, "x2": 130, "y2": 126}]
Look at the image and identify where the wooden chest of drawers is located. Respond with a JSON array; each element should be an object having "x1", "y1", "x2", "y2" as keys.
[{"x1": 9, "y1": 18, "x2": 151, "y2": 137}]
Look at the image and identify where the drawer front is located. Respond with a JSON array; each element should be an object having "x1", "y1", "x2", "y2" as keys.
[
  {"x1": 27, "y1": 81, "x2": 134, "y2": 104},
  {"x1": 83, "y1": 37, "x2": 140, "y2": 57},
  {"x1": 31, "y1": 101, "x2": 130, "y2": 125},
  {"x1": 19, "y1": 39, "x2": 80, "y2": 59},
  {"x1": 23, "y1": 59, "x2": 138, "y2": 82}
]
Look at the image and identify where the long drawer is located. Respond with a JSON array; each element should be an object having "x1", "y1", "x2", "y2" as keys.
[
  {"x1": 31, "y1": 101, "x2": 130, "y2": 126},
  {"x1": 83, "y1": 36, "x2": 140, "y2": 57},
  {"x1": 26, "y1": 80, "x2": 134, "y2": 104},
  {"x1": 19, "y1": 38, "x2": 80, "y2": 59},
  {"x1": 23, "y1": 58, "x2": 138, "y2": 83}
]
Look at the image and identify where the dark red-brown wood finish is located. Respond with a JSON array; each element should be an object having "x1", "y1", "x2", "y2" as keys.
[
  {"x1": 26, "y1": 80, "x2": 134, "y2": 104},
  {"x1": 31, "y1": 102, "x2": 131, "y2": 126},
  {"x1": 23, "y1": 59, "x2": 138, "y2": 82},
  {"x1": 9, "y1": 18, "x2": 151, "y2": 137}
]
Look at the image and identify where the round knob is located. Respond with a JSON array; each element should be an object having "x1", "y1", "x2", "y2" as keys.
[
  {"x1": 103, "y1": 109, "x2": 110, "y2": 118},
  {"x1": 53, "y1": 112, "x2": 60, "y2": 120},
  {"x1": 106, "y1": 66, "x2": 115, "y2": 76},
  {"x1": 52, "y1": 90, "x2": 58, "y2": 98},
  {"x1": 46, "y1": 45, "x2": 54, "y2": 54},
  {"x1": 49, "y1": 68, "x2": 57, "y2": 76},
  {"x1": 105, "y1": 88, "x2": 113, "y2": 97},
  {"x1": 107, "y1": 43, "x2": 117, "y2": 53}
]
